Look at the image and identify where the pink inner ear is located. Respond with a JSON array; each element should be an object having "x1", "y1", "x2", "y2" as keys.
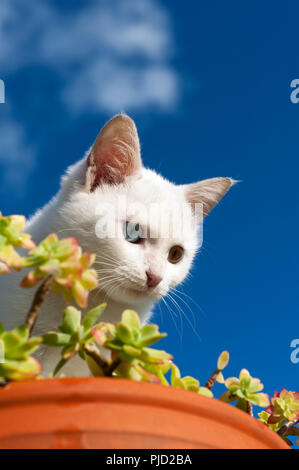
[
  {"x1": 87, "y1": 142, "x2": 136, "y2": 189},
  {"x1": 85, "y1": 114, "x2": 142, "y2": 191},
  {"x1": 184, "y1": 177, "x2": 233, "y2": 218}
]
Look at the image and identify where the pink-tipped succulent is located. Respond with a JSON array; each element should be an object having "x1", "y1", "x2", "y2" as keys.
[
  {"x1": 0, "y1": 212, "x2": 35, "y2": 272},
  {"x1": 0, "y1": 323, "x2": 42, "y2": 382},
  {"x1": 265, "y1": 389, "x2": 299, "y2": 424},
  {"x1": 92, "y1": 309, "x2": 172, "y2": 383},
  {"x1": 21, "y1": 234, "x2": 98, "y2": 308}
]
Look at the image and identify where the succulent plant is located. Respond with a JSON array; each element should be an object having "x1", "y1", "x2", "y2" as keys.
[
  {"x1": 92, "y1": 309, "x2": 172, "y2": 383},
  {"x1": 42, "y1": 303, "x2": 107, "y2": 375},
  {"x1": 258, "y1": 391, "x2": 299, "y2": 446},
  {"x1": 204, "y1": 350, "x2": 230, "y2": 390},
  {"x1": 0, "y1": 323, "x2": 42, "y2": 381},
  {"x1": 0, "y1": 212, "x2": 35, "y2": 272},
  {"x1": 21, "y1": 234, "x2": 98, "y2": 308},
  {"x1": 170, "y1": 363, "x2": 213, "y2": 397},
  {"x1": 263, "y1": 389, "x2": 299, "y2": 425},
  {"x1": 220, "y1": 368, "x2": 270, "y2": 411}
]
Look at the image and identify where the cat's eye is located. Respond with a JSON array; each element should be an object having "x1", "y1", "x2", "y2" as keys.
[
  {"x1": 124, "y1": 221, "x2": 144, "y2": 244},
  {"x1": 168, "y1": 245, "x2": 184, "y2": 264}
]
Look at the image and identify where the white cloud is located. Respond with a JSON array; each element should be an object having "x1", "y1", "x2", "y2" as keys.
[
  {"x1": 0, "y1": 0, "x2": 180, "y2": 193},
  {"x1": 0, "y1": 0, "x2": 179, "y2": 114},
  {"x1": 63, "y1": 60, "x2": 178, "y2": 113},
  {"x1": 0, "y1": 115, "x2": 35, "y2": 193}
]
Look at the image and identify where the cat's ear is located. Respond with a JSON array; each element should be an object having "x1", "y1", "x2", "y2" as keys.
[
  {"x1": 85, "y1": 114, "x2": 142, "y2": 191},
  {"x1": 184, "y1": 177, "x2": 235, "y2": 218}
]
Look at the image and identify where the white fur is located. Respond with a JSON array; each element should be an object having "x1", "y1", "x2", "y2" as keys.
[{"x1": 0, "y1": 115, "x2": 233, "y2": 376}]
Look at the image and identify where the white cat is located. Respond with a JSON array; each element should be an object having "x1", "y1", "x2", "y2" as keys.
[{"x1": 0, "y1": 114, "x2": 235, "y2": 376}]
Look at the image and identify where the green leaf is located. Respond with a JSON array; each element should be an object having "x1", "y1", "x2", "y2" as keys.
[
  {"x1": 121, "y1": 310, "x2": 140, "y2": 330},
  {"x1": 239, "y1": 369, "x2": 251, "y2": 389},
  {"x1": 143, "y1": 361, "x2": 171, "y2": 377},
  {"x1": 0, "y1": 357, "x2": 41, "y2": 381},
  {"x1": 12, "y1": 324, "x2": 29, "y2": 341},
  {"x1": 61, "y1": 307, "x2": 81, "y2": 334},
  {"x1": 42, "y1": 332, "x2": 71, "y2": 347},
  {"x1": 217, "y1": 351, "x2": 229, "y2": 370},
  {"x1": 135, "y1": 325, "x2": 166, "y2": 347},
  {"x1": 0, "y1": 322, "x2": 5, "y2": 335},
  {"x1": 216, "y1": 371, "x2": 225, "y2": 384},
  {"x1": 171, "y1": 363, "x2": 181, "y2": 384},
  {"x1": 142, "y1": 347, "x2": 172, "y2": 363},
  {"x1": 8, "y1": 338, "x2": 42, "y2": 359},
  {"x1": 62, "y1": 343, "x2": 79, "y2": 360},
  {"x1": 181, "y1": 376, "x2": 200, "y2": 392},
  {"x1": 122, "y1": 345, "x2": 142, "y2": 358},
  {"x1": 133, "y1": 363, "x2": 161, "y2": 383},
  {"x1": 173, "y1": 378, "x2": 186, "y2": 389},
  {"x1": 82, "y1": 304, "x2": 106, "y2": 332},
  {"x1": 198, "y1": 387, "x2": 213, "y2": 398},
  {"x1": 116, "y1": 323, "x2": 134, "y2": 344},
  {"x1": 104, "y1": 341, "x2": 123, "y2": 351},
  {"x1": 54, "y1": 358, "x2": 68, "y2": 376},
  {"x1": 2, "y1": 332, "x2": 20, "y2": 350}
]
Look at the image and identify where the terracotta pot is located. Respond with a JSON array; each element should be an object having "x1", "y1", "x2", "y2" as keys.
[{"x1": 0, "y1": 377, "x2": 288, "y2": 449}]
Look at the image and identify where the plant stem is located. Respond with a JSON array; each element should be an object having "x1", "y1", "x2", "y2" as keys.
[
  {"x1": 26, "y1": 276, "x2": 53, "y2": 335},
  {"x1": 246, "y1": 400, "x2": 253, "y2": 416},
  {"x1": 105, "y1": 357, "x2": 121, "y2": 377},
  {"x1": 83, "y1": 343, "x2": 108, "y2": 372},
  {"x1": 205, "y1": 368, "x2": 220, "y2": 390},
  {"x1": 277, "y1": 419, "x2": 299, "y2": 437},
  {"x1": 83, "y1": 343, "x2": 121, "y2": 377}
]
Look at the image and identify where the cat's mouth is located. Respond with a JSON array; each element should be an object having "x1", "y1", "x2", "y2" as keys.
[
  {"x1": 125, "y1": 285, "x2": 161, "y2": 299},
  {"x1": 126, "y1": 287, "x2": 149, "y2": 297}
]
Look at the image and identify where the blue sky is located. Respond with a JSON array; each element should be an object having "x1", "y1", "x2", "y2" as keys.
[{"x1": 0, "y1": 0, "x2": 298, "y2": 435}]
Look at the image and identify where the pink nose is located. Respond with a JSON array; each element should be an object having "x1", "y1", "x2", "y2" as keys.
[{"x1": 146, "y1": 271, "x2": 162, "y2": 288}]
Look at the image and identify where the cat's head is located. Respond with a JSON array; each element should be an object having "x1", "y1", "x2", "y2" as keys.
[{"x1": 60, "y1": 114, "x2": 235, "y2": 306}]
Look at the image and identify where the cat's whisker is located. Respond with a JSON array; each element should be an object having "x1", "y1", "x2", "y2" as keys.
[
  {"x1": 170, "y1": 289, "x2": 197, "y2": 330},
  {"x1": 95, "y1": 269, "x2": 117, "y2": 275},
  {"x1": 165, "y1": 293, "x2": 184, "y2": 338},
  {"x1": 55, "y1": 227, "x2": 96, "y2": 237},
  {"x1": 160, "y1": 296, "x2": 183, "y2": 343},
  {"x1": 93, "y1": 257, "x2": 119, "y2": 265},
  {"x1": 94, "y1": 275, "x2": 124, "y2": 303},
  {"x1": 96, "y1": 275, "x2": 119, "y2": 285},
  {"x1": 105, "y1": 278, "x2": 127, "y2": 301},
  {"x1": 158, "y1": 302, "x2": 164, "y2": 327},
  {"x1": 94, "y1": 252, "x2": 120, "y2": 262},
  {"x1": 98, "y1": 275, "x2": 123, "y2": 288},
  {"x1": 94, "y1": 261, "x2": 118, "y2": 267},
  {"x1": 167, "y1": 292, "x2": 201, "y2": 341},
  {"x1": 172, "y1": 287, "x2": 204, "y2": 315}
]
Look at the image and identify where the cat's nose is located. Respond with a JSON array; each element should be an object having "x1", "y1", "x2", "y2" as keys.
[{"x1": 146, "y1": 271, "x2": 162, "y2": 288}]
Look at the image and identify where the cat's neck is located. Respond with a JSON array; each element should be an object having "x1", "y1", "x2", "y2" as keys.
[{"x1": 87, "y1": 289, "x2": 154, "y2": 325}]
